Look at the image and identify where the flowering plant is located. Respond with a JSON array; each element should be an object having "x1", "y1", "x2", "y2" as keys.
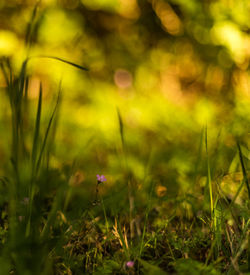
[
  {"x1": 96, "y1": 174, "x2": 107, "y2": 183},
  {"x1": 126, "y1": 261, "x2": 134, "y2": 268}
]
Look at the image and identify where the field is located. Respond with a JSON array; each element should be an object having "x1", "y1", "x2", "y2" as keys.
[{"x1": 0, "y1": 0, "x2": 249, "y2": 274}]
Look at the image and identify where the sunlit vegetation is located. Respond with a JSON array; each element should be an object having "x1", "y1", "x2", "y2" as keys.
[{"x1": 0, "y1": 0, "x2": 249, "y2": 274}]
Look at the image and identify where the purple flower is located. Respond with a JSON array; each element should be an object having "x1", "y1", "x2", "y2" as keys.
[
  {"x1": 126, "y1": 261, "x2": 134, "y2": 268},
  {"x1": 96, "y1": 174, "x2": 107, "y2": 183}
]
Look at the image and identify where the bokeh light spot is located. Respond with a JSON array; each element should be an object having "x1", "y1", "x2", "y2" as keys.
[{"x1": 114, "y1": 69, "x2": 133, "y2": 89}]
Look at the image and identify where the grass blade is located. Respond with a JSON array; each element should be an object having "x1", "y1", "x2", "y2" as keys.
[
  {"x1": 18, "y1": 60, "x2": 28, "y2": 104},
  {"x1": 237, "y1": 141, "x2": 250, "y2": 270},
  {"x1": 32, "y1": 83, "x2": 42, "y2": 169},
  {"x1": 34, "y1": 55, "x2": 89, "y2": 71},
  {"x1": 0, "y1": 59, "x2": 10, "y2": 87},
  {"x1": 237, "y1": 141, "x2": 250, "y2": 200},
  {"x1": 25, "y1": 1, "x2": 39, "y2": 47},
  {"x1": 36, "y1": 83, "x2": 61, "y2": 174},
  {"x1": 205, "y1": 125, "x2": 214, "y2": 219},
  {"x1": 117, "y1": 108, "x2": 125, "y2": 149}
]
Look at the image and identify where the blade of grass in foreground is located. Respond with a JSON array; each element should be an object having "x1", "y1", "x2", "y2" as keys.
[
  {"x1": 26, "y1": 83, "x2": 43, "y2": 237},
  {"x1": 26, "y1": 83, "x2": 61, "y2": 237},
  {"x1": 237, "y1": 141, "x2": 250, "y2": 200},
  {"x1": 117, "y1": 109, "x2": 136, "y2": 239},
  {"x1": 31, "y1": 55, "x2": 89, "y2": 71},
  {"x1": 26, "y1": 84, "x2": 42, "y2": 234},
  {"x1": 36, "y1": 83, "x2": 61, "y2": 174},
  {"x1": 193, "y1": 127, "x2": 204, "y2": 183},
  {"x1": 237, "y1": 140, "x2": 250, "y2": 271},
  {"x1": 205, "y1": 126, "x2": 214, "y2": 220},
  {"x1": 205, "y1": 126, "x2": 220, "y2": 259},
  {"x1": 18, "y1": 60, "x2": 28, "y2": 104},
  {"x1": 32, "y1": 83, "x2": 42, "y2": 170},
  {"x1": 0, "y1": 59, "x2": 10, "y2": 87},
  {"x1": 25, "y1": 1, "x2": 39, "y2": 48},
  {"x1": 213, "y1": 196, "x2": 222, "y2": 253},
  {"x1": 117, "y1": 108, "x2": 125, "y2": 150}
]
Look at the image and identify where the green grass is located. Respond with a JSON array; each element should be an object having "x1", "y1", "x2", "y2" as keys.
[
  {"x1": 0, "y1": 7, "x2": 249, "y2": 275},
  {"x1": 0, "y1": 57, "x2": 249, "y2": 274}
]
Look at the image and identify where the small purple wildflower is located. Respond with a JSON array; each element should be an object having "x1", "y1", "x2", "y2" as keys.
[
  {"x1": 96, "y1": 174, "x2": 107, "y2": 183},
  {"x1": 126, "y1": 261, "x2": 134, "y2": 268}
]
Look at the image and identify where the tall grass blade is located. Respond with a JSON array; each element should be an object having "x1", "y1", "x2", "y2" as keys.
[
  {"x1": 193, "y1": 127, "x2": 204, "y2": 184},
  {"x1": 35, "y1": 55, "x2": 89, "y2": 71},
  {"x1": 18, "y1": 60, "x2": 28, "y2": 104},
  {"x1": 36, "y1": 83, "x2": 61, "y2": 174},
  {"x1": 213, "y1": 197, "x2": 222, "y2": 253},
  {"x1": 117, "y1": 108, "x2": 125, "y2": 149},
  {"x1": 26, "y1": 83, "x2": 60, "y2": 237},
  {"x1": 237, "y1": 141, "x2": 250, "y2": 200},
  {"x1": 24, "y1": 76, "x2": 29, "y2": 101},
  {"x1": 25, "y1": 1, "x2": 39, "y2": 47},
  {"x1": 116, "y1": 109, "x2": 136, "y2": 239},
  {"x1": 32, "y1": 83, "x2": 42, "y2": 168},
  {"x1": 237, "y1": 141, "x2": 250, "y2": 271},
  {"x1": 26, "y1": 82, "x2": 42, "y2": 234},
  {"x1": 205, "y1": 125, "x2": 214, "y2": 219},
  {"x1": 0, "y1": 59, "x2": 10, "y2": 87}
]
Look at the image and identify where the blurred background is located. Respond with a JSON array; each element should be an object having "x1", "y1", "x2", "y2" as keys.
[{"x1": 0, "y1": 0, "x2": 249, "y2": 215}]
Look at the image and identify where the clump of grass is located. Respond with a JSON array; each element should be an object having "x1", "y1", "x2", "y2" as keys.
[
  {"x1": 0, "y1": 6, "x2": 89, "y2": 272},
  {"x1": 0, "y1": 54, "x2": 89, "y2": 274}
]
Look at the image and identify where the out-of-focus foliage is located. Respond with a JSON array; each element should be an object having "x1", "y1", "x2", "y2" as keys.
[
  {"x1": 0, "y1": 0, "x2": 249, "y2": 201},
  {"x1": 0, "y1": 1, "x2": 249, "y2": 274}
]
